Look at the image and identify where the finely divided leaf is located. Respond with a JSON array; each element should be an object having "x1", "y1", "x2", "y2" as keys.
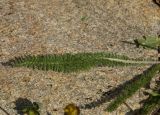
[{"x1": 2, "y1": 52, "x2": 160, "y2": 72}]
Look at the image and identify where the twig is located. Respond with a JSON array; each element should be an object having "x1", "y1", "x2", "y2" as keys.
[{"x1": 123, "y1": 102, "x2": 134, "y2": 112}]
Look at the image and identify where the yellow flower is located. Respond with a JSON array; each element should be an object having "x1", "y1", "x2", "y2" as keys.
[{"x1": 64, "y1": 103, "x2": 80, "y2": 115}]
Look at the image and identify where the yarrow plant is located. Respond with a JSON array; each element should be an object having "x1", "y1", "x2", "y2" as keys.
[{"x1": 1, "y1": 36, "x2": 160, "y2": 115}]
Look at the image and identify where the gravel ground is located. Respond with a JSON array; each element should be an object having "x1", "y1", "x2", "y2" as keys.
[{"x1": 0, "y1": 0, "x2": 160, "y2": 115}]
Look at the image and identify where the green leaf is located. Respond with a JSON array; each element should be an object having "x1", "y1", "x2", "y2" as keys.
[
  {"x1": 134, "y1": 36, "x2": 160, "y2": 49},
  {"x1": 145, "y1": 90, "x2": 160, "y2": 97},
  {"x1": 2, "y1": 52, "x2": 159, "y2": 73},
  {"x1": 139, "y1": 96, "x2": 160, "y2": 115},
  {"x1": 106, "y1": 64, "x2": 160, "y2": 112}
]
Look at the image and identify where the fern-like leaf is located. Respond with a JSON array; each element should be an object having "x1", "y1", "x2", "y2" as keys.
[
  {"x1": 138, "y1": 95, "x2": 160, "y2": 115},
  {"x1": 106, "y1": 64, "x2": 160, "y2": 112},
  {"x1": 2, "y1": 52, "x2": 160, "y2": 72},
  {"x1": 138, "y1": 74, "x2": 160, "y2": 115}
]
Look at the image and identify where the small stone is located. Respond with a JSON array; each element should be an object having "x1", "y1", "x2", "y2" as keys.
[
  {"x1": 21, "y1": 77, "x2": 31, "y2": 83},
  {"x1": 2, "y1": 49, "x2": 10, "y2": 55}
]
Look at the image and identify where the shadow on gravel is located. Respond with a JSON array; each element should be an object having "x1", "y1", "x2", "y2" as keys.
[
  {"x1": 14, "y1": 98, "x2": 40, "y2": 115},
  {"x1": 0, "y1": 106, "x2": 10, "y2": 115},
  {"x1": 153, "y1": 0, "x2": 160, "y2": 7},
  {"x1": 14, "y1": 98, "x2": 34, "y2": 115}
]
